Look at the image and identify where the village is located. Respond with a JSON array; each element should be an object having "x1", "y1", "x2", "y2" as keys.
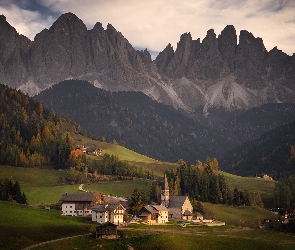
[{"x1": 59, "y1": 173, "x2": 225, "y2": 238}]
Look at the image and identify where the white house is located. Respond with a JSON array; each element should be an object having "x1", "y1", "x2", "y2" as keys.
[
  {"x1": 91, "y1": 203, "x2": 125, "y2": 225},
  {"x1": 60, "y1": 192, "x2": 94, "y2": 216}
]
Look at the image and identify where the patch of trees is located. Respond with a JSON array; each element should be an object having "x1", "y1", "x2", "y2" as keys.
[
  {"x1": 0, "y1": 178, "x2": 27, "y2": 204},
  {"x1": 0, "y1": 84, "x2": 89, "y2": 169},
  {"x1": 274, "y1": 176, "x2": 295, "y2": 212},
  {"x1": 62, "y1": 152, "x2": 155, "y2": 184},
  {"x1": 165, "y1": 158, "x2": 257, "y2": 207}
]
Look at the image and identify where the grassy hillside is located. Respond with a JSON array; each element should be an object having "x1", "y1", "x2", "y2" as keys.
[
  {"x1": 0, "y1": 201, "x2": 95, "y2": 250},
  {"x1": 0, "y1": 164, "x2": 276, "y2": 207},
  {"x1": 71, "y1": 133, "x2": 178, "y2": 178},
  {"x1": 222, "y1": 172, "x2": 276, "y2": 208}
]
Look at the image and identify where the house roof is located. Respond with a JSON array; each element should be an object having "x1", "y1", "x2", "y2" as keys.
[
  {"x1": 91, "y1": 203, "x2": 125, "y2": 212},
  {"x1": 194, "y1": 212, "x2": 203, "y2": 217},
  {"x1": 139, "y1": 204, "x2": 169, "y2": 217},
  {"x1": 168, "y1": 196, "x2": 188, "y2": 208},
  {"x1": 96, "y1": 221, "x2": 117, "y2": 229},
  {"x1": 60, "y1": 192, "x2": 94, "y2": 202},
  {"x1": 152, "y1": 205, "x2": 169, "y2": 211},
  {"x1": 183, "y1": 209, "x2": 193, "y2": 216}
]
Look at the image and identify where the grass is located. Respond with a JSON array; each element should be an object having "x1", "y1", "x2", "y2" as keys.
[
  {"x1": 83, "y1": 179, "x2": 152, "y2": 198},
  {"x1": 71, "y1": 133, "x2": 177, "y2": 178},
  {"x1": 0, "y1": 201, "x2": 95, "y2": 250},
  {"x1": 25, "y1": 223, "x2": 295, "y2": 250},
  {"x1": 71, "y1": 133, "x2": 157, "y2": 163},
  {"x1": 0, "y1": 165, "x2": 63, "y2": 188},
  {"x1": 221, "y1": 171, "x2": 276, "y2": 208},
  {"x1": 202, "y1": 202, "x2": 278, "y2": 227}
]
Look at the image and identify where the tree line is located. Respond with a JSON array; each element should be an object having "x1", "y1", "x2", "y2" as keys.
[
  {"x1": 127, "y1": 157, "x2": 264, "y2": 215},
  {"x1": 274, "y1": 175, "x2": 295, "y2": 212},
  {"x1": 62, "y1": 152, "x2": 155, "y2": 184},
  {"x1": 164, "y1": 157, "x2": 255, "y2": 206}
]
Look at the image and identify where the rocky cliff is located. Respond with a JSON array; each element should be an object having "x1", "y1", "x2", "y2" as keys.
[{"x1": 1, "y1": 13, "x2": 294, "y2": 113}]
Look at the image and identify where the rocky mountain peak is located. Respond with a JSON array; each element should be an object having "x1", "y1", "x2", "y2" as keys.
[
  {"x1": 235, "y1": 30, "x2": 267, "y2": 88},
  {"x1": 218, "y1": 25, "x2": 237, "y2": 72},
  {"x1": 0, "y1": 13, "x2": 294, "y2": 112},
  {"x1": 154, "y1": 43, "x2": 174, "y2": 73}
]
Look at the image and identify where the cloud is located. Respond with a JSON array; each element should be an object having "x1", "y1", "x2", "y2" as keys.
[
  {"x1": 0, "y1": 0, "x2": 294, "y2": 55},
  {"x1": 0, "y1": 1, "x2": 56, "y2": 40}
]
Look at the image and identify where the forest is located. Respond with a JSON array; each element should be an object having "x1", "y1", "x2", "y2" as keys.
[
  {"x1": 274, "y1": 175, "x2": 295, "y2": 212},
  {"x1": 0, "y1": 84, "x2": 89, "y2": 169}
]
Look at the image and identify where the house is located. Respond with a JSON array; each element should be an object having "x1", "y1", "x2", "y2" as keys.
[
  {"x1": 60, "y1": 192, "x2": 94, "y2": 216},
  {"x1": 91, "y1": 203, "x2": 126, "y2": 225},
  {"x1": 161, "y1": 174, "x2": 194, "y2": 220},
  {"x1": 138, "y1": 204, "x2": 169, "y2": 224},
  {"x1": 94, "y1": 222, "x2": 117, "y2": 238},
  {"x1": 86, "y1": 148, "x2": 102, "y2": 156}
]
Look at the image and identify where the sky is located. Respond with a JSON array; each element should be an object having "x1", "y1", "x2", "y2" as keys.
[{"x1": 1, "y1": 0, "x2": 295, "y2": 58}]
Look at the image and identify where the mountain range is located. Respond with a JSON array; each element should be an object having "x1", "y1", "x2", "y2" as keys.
[
  {"x1": 1, "y1": 12, "x2": 295, "y2": 114},
  {"x1": 1, "y1": 12, "x2": 295, "y2": 178}
]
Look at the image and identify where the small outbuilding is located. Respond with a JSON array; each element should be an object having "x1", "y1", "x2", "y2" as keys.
[{"x1": 95, "y1": 222, "x2": 118, "y2": 238}]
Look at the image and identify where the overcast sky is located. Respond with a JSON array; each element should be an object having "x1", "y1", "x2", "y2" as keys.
[{"x1": 1, "y1": 0, "x2": 295, "y2": 58}]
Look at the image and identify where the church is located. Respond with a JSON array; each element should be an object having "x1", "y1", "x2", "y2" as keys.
[{"x1": 161, "y1": 174, "x2": 193, "y2": 220}]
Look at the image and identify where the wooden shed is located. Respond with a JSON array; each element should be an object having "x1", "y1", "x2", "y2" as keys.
[{"x1": 95, "y1": 222, "x2": 118, "y2": 238}]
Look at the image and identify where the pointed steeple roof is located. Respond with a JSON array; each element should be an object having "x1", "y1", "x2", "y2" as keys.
[{"x1": 162, "y1": 173, "x2": 169, "y2": 190}]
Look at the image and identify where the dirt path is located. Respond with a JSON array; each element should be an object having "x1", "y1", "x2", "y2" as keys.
[{"x1": 22, "y1": 234, "x2": 88, "y2": 250}]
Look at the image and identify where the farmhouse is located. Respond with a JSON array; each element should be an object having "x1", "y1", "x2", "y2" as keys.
[
  {"x1": 60, "y1": 192, "x2": 94, "y2": 216},
  {"x1": 138, "y1": 204, "x2": 169, "y2": 224},
  {"x1": 94, "y1": 222, "x2": 118, "y2": 238},
  {"x1": 86, "y1": 148, "x2": 102, "y2": 156},
  {"x1": 91, "y1": 203, "x2": 126, "y2": 225}
]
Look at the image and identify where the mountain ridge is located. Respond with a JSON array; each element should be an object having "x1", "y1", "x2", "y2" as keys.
[
  {"x1": 35, "y1": 79, "x2": 295, "y2": 165},
  {"x1": 1, "y1": 12, "x2": 294, "y2": 113}
]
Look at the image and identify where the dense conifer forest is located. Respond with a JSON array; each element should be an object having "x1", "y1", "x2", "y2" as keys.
[{"x1": 0, "y1": 84, "x2": 89, "y2": 169}]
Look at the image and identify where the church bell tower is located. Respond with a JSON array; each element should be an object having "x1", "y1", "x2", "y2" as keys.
[{"x1": 161, "y1": 173, "x2": 169, "y2": 207}]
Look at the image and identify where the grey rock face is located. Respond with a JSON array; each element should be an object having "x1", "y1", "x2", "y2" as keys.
[{"x1": 0, "y1": 13, "x2": 294, "y2": 113}]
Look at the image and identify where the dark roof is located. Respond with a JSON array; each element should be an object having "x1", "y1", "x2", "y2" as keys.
[
  {"x1": 169, "y1": 196, "x2": 187, "y2": 208},
  {"x1": 91, "y1": 203, "x2": 125, "y2": 212},
  {"x1": 96, "y1": 221, "x2": 117, "y2": 229},
  {"x1": 183, "y1": 209, "x2": 193, "y2": 216},
  {"x1": 60, "y1": 192, "x2": 94, "y2": 202},
  {"x1": 152, "y1": 205, "x2": 169, "y2": 211}
]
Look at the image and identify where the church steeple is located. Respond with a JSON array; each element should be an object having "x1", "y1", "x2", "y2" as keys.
[{"x1": 161, "y1": 173, "x2": 169, "y2": 207}]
